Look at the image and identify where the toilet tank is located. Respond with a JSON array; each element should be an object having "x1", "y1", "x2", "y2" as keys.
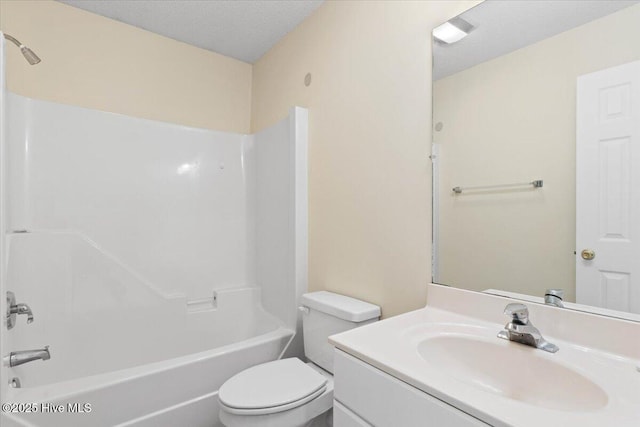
[{"x1": 300, "y1": 291, "x2": 380, "y2": 373}]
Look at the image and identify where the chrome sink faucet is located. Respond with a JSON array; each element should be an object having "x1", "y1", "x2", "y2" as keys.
[
  {"x1": 4, "y1": 346, "x2": 51, "y2": 367},
  {"x1": 497, "y1": 303, "x2": 558, "y2": 353},
  {"x1": 544, "y1": 289, "x2": 565, "y2": 308}
]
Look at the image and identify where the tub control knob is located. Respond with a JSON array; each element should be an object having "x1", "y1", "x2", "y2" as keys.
[{"x1": 6, "y1": 292, "x2": 34, "y2": 330}]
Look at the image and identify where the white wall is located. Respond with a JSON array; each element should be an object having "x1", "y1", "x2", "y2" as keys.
[{"x1": 434, "y1": 4, "x2": 640, "y2": 300}]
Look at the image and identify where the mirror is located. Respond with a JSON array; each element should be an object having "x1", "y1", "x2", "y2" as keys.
[{"x1": 432, "y1": 0, "x2": 640, "y2": 321}]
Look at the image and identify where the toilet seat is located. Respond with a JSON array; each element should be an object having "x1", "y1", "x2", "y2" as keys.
[{"x1": 219, "y1": 358, "x2": 328, "y2": 416}]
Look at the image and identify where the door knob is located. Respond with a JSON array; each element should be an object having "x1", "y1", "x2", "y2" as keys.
[{"x1": 581, "y1": 249, "x2": 595, "y2": 260}]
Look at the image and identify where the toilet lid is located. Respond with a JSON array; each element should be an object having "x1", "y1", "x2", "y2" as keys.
[{"x1": 219, "y1": 358, "x2": 328, "y2": 415}]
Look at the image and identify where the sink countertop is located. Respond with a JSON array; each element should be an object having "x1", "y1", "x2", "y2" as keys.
[{"x1": 329, "y1": 285, "x2": 640, "y2": 427}]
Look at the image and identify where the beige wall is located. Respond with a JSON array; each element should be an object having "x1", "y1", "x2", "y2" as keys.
[
  {"x1": 0, "y1": 0, "x2": 252, "y2": 133},
  {"x1": 434, "y1": 4, "x2": 640, "y2": 301},
  {"x1": 252, "y1": 0, "x2": 479, "y2": 318},
  {"x1": 2, "y1": 0, "x2": 483, "y2": 318}
]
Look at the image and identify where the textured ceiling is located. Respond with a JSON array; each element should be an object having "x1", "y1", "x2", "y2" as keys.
[
  {"x1": 58, "y1": 0, "x2": 324, "y2": 63},
  {"x1": 434, "y1": 0, "x2": 640, "y2": 80}
]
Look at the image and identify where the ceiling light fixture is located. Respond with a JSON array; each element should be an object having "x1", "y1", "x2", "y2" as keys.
[{"x1": 433, "y1": 18, "x2": 474, "y2": 45}]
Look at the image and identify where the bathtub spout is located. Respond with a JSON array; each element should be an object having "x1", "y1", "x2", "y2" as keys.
[{"x1": 6, "y1": 346, "x2": 50, "y2": 367}]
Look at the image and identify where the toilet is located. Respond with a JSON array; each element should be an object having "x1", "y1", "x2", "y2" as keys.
[{"x1": 218, "y1": 291, "x2": 380, "y2": 427}]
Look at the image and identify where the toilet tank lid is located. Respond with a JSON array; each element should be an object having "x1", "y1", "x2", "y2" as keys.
[{"x1": 300, "y1": 291, "x2": 380, "y2": 322}]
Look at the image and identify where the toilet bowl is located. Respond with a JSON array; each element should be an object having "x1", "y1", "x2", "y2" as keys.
[
  {"x1": 219, "y1": 359, "x2": 333, "y2": 427},
  {"x1": 218, "y1": 291, "x2": 380, "y2": 427}
]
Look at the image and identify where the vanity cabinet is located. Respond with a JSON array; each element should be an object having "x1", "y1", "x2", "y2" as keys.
[
  {"x1": 333, "y1": 401, "x2": 372, "y2": 427},
  {"x1": 333, "y1": 350, "x2": 489, "y2": 427}
]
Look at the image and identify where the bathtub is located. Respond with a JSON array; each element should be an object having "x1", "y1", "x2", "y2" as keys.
[
  {"x1": 3, "y1": 304, "x2": 293, "y2": 427},
  {"x1": 0, "y1": 95, "x2": 307, "y2": 427},
  {"x1": 2, "y1": 233, "x2": 295, "y2": 427}
]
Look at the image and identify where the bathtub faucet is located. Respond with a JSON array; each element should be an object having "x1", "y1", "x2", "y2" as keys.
[
  {"x1": 9, "y1": 302, "x2": 34, "y2": 323},
  {"x1": 6, "y1": 291, "x2": 34, "y2": 329},
  {"x1": 5, "y1": 346, "x2": 50, "y2": 367}
]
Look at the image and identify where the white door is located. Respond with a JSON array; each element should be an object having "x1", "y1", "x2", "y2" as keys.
[{"x1": 576, "y1": 60, "x2": 640, "y2": 314}]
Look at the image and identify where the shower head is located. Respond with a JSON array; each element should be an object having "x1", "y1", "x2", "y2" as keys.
[
  {"x1": 20, "y1": 46, "x2": 41, "y2": 65},
  {"x1": 3, "y1": 33, "x2": 41, "y2": 65}
]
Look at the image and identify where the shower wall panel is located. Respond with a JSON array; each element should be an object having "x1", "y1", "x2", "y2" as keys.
[{"x1": 6, "y1": 94, "x2": 255, "y2": 300}]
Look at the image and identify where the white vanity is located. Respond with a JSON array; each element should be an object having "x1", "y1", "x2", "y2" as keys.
[{"x1": 329, "y1": 284, "x2": 640, "y2": 427}]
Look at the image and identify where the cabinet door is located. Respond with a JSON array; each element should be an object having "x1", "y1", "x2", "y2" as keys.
[
  {"x1": 334, "y1": 350, "x2": 490, "y2": 427},
  {"x1": 333, "y1": 401, "x2": 372, "y2": 427}
]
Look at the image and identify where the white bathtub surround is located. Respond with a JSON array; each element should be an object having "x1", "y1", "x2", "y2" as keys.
[
  {"x1": 10, "y1": 94, "x2": 245, "y2": 300},
  {"x1": 1, "y1": 94, "x2": 308, "y2": 427},
  {"x1": 253, "y1": 107, "x2": 308, "y2": 359},
  {"x1": 329, "y1": 284, "x2": 640, "y2": 427}
]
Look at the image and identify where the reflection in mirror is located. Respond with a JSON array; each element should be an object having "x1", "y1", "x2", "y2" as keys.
[{"x1": 432, "y1": 0, "x2": 640, "y2": 321}]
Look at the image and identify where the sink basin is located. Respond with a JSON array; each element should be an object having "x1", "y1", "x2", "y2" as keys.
[{"x1": 417, "y1": 334, "x2": 608, "y2": 411}]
